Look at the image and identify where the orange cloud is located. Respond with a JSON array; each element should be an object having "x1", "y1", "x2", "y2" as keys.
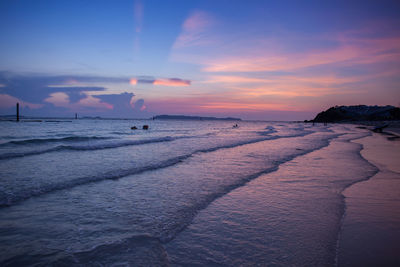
[
  {"x1": 130, "y1": 78, "x2": 138, "y2": 85},
  {"x1": 145, "y1": 93, "x2": 303, "y2": 115},
  {"x1": 200, "y1": 72, "x2": 364, "y2": 99},
  {"x1": 153, "y1": 78, "x2": 191, "y2": 86},
  {"x1": 203, "y1": 75, "x2": 268, "y2": 84}
]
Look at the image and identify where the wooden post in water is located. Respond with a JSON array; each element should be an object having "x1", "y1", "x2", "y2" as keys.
[
  {"x1": 16, "y1": 102, "x2": 20, "y2": 122},
  {"x1": 75, "y1": 113, "x2": 78, "y2": 119}
]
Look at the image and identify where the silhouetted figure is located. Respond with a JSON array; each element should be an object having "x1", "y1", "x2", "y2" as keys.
[
  {"x1": 131, "y1": 126, "x2": 138, "y2": 130},
  {"x1": 143, "y1": 125, "x2": 149, "y2": 130},
  {"x1": 16, "y1": 103, "x2": 19, "y2": 122},
  {"x1": 75, "y1": 113, "x2": 78, "y2": 119}
]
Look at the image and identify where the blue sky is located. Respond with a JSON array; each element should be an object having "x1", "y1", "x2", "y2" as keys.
[{"x1": 1, "y1": 0, "x2": 400, "y2": 120}]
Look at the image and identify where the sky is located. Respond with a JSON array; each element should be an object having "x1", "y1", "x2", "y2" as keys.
[{"x1": 1, "y1": 0, "x2": 399, "y2": 120}]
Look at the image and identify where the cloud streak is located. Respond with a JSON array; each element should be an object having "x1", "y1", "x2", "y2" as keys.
[
  {"x1": 134, "y1": 0, "x2": 143, "y2": 33},
  {"x1": 130, "y1": 77, "x2": 191, "y2": 86},
  {"x1": 153, "y1": 78, "x2": 191, "y2": 86},
  {"x1": 173, "y1": 10, "x2": 215, "y2": 48},
  {"x1": 202, "y1": 37, "x2": 400, "y2": 73}
]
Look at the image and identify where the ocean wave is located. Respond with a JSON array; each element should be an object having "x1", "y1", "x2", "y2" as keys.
[
  {"x1": 0, "y1": 136, "x2": 111, "y2": 147},
  {"x1": 157, "y1": 135, "x2": 340, "y2": 243},
  {"x1": 0, "y1": 136, "x2": 176, "y2": 160},
  {"x1": 110, "y1": 131, "x2": 129, "y2": 135},
  {"x1": 0, "y1": 130, "x2": 318, "y2": 207},
  {"x1": 1, "y1": 234, "x2": 169, "y2": 266},
  {"x1": 0, "y1": 154, "x2": 192, "y2": 207},
  {"x1": 256, "y1": 128, "x2": 277, "y2": 136},
  {"x1": 0, "y1": 131, "x2": 224, "y2": 160}
]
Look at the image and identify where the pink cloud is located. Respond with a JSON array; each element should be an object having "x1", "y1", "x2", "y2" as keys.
[
  {"x1": 167, "y1": 25, "x2": 400, "y2": 117},
  {"x1": 0, "y1": 94, "x2": 43, "y2": 109},
  {"x1": 200, "y1": 73, "x2": 367, "y2": 100},
  {"x1": 202, "y1": 46, "x2": 358, "y2": 73},
  {"x1": 200, "y1": 34, "x2": 400, "y2": 73},
  {"x1": 174, "y1": 30, "x2": 400, "y2": 107},
  {"x1": 182, "y1": 10, "x2": 211, "y2": 32},
  {"x1": 170, "y1": 21, "x2": 400, "y2": 81},
  {"x1": 45, "y1": 92, "x2": 113, "y2": 110},
  {"x1": 78, "y1": 95, "x2": 113, "y2": 110},
  {"x1": 44, "y1": 92, "x2": 70, "y2": 107},
  {"x1": 173, "y1": 10, "x2": 215, "y2": 48}
]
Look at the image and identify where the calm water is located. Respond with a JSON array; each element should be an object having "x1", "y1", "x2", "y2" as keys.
[{"x1": 0, "y1": 119, "x2": 377, "y2": 265}]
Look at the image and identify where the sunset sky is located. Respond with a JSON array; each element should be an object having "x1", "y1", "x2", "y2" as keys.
[{"x1": 1, "y1": 0, "x2": 399, "y2": 120}]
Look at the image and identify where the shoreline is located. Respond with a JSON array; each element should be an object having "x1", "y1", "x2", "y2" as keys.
[
  {"x1": 354, "y1": 120, "x2": 400, "y2": 139},
  {"x1": 337, "y1": 133, "x2": 400, "y2": 266}
]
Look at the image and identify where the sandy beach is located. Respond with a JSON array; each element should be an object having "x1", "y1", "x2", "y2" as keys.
[{"x1": 338, "y1": 132, "x2": 400, "y2": 266}]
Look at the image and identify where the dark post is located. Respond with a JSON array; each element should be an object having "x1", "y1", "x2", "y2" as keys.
[
  {"x1": 75, "y1": 113, "x2": 78, "y2": 119},
  {"x1": 16, "y1": 102, "x2": 20, "y2": 122}
]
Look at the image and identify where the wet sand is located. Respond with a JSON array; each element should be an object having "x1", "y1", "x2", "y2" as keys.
[
  {"x1": 356, "y1": 120, "x2": 400, "y2": 140},
  {"x1": 338, "y1": 133, "x2": 400, "y2": 266}
]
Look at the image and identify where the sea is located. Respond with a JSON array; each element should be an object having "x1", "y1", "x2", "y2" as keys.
[{"x1": 0, "y1": 119, "x2": 378, "y2": 266}]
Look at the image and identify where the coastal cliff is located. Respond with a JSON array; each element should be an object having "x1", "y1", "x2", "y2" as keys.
[{"x1": 311, "y1": 105, "x2": 400, "y2": 122}]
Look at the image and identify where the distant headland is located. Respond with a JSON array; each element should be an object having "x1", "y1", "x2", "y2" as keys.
[
  {"x1": 308, "y1": 105, "x2": 400, "y2": 123},
  {"x1": 153, "y1": 115, "x2": 242, "y2": 121}
]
